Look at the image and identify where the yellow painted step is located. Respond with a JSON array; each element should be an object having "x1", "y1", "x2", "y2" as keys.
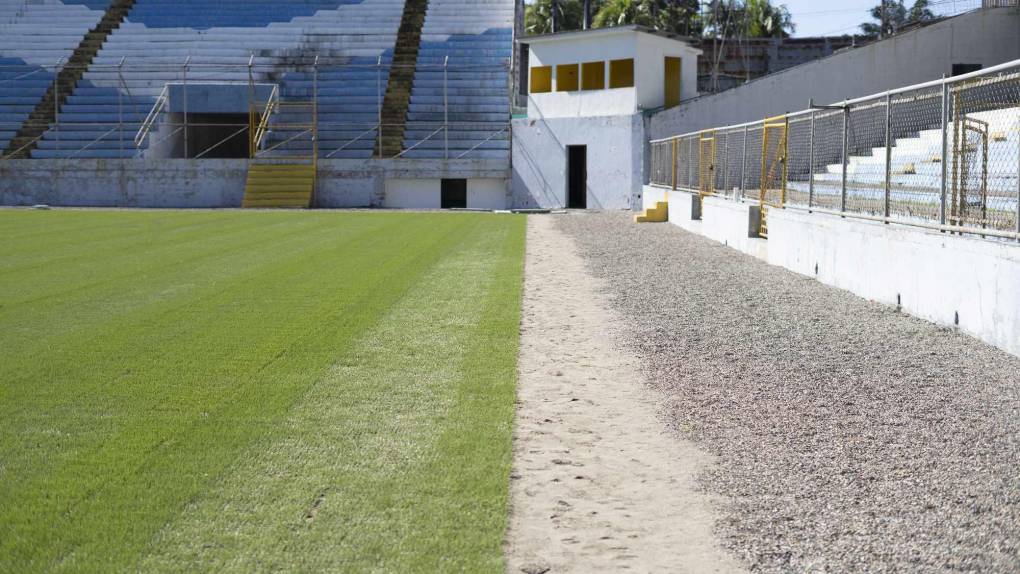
[
  {"x1": 634, "y1": 201, "x2": 668, "y2": 223},
  {"x1": 242, "y1": 162, "x2": 315, "y2": 209}
]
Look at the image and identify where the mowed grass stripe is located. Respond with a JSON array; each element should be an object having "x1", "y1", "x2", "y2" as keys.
[
  {"x1": 0, "y1": 211, "x2": 525, "y2": 572},
  {"x1": 1, "y1": 213, "x2": 435, "y2": 566},
  {"x1": 134, "y1": 216, "x2": 524, "y2": 573}
]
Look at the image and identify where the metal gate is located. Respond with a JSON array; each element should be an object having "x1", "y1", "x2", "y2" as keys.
[
  {"x1": 758, "y1": 115, "x2": 788, "y2": 237},
  {"x1": 950, "y1": 114, "x2": 990, "y2": 229},
  {"x1": 699, "y1": 130, "x2": 716, "y2": 196}
]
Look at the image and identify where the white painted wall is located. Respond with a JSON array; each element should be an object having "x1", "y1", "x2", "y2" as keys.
[
  {"x1": 468, "y1": 179, "x2": 509, "y2": 210},
  {"x1": 513, "y1": 114, "x2": 645, "y2": 210},
  {"x1": 701, "y1": 195, "x2": 768, "y2": 260},
  {"x1": 527, "y1": 28, "x2": 700, "y2": 119},
  {"x1": 528, "y1": 89, "x2": 638, "y2": 119},
  {"x1": 0, "y1": 159, "x2": 510, "y2": 209},
  {"x1": 385, "y1": 179, "x2": 440, "y2": 208},
  {"x1": 383, "y1": 178, "x2": 508, "y2": 209},
  {"x1": 636, "y1": 33, "x2": 700, "y2": 109}
]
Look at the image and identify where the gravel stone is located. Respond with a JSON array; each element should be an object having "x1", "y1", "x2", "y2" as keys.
[{"x1": 556, "y1": 211, "x2": 1020, "y2": 573}]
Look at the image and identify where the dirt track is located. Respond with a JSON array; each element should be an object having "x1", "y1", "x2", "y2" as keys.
[{"x1": 504, "y1": 215, "x2": 742, "y2": 573}]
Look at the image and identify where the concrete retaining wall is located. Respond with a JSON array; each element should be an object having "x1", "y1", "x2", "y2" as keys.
[
  {"x1": 700, "y1": 195, "x2": 767, "y2": 261},
  {"x1": 644, "y1": 185, "x2": 1020, "y2": 358},
  {"x1": 649, "y1": 7, "x2": 1020, "y2": 138},
  {"x1": 768, "y1": 208, "x2": 1020, "y2": 358},
  {"x1": 0, "y1": 158, "x2": 510, "y2": 209}
]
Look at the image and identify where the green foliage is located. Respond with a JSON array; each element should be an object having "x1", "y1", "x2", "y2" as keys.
[
  {"x1": 0, "y1": 210, "x2": 526, "y2": 572},
  {"x1": 860, "y1": 0, "x2": 935, "y2": 38},
  {"x1": 526, "y1": 0, "x2": 595, "y2": 34},
  {"x1": 524, "y1": 0, "x2": 793, "y2": 39}
]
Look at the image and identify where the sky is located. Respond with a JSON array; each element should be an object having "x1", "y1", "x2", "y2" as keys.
[
  {"x1": 781, "y1": 0, "x2": 878, "y2": 37},
  {"x1": 523, "y1": 0, "x2": 982, "y2": 38}
]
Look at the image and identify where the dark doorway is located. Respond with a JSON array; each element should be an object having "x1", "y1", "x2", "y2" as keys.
[
  {"x1": 183, "y1": 113, "x2": 250, "y2": 158},
  {"x1": 567, "y1": 145, "x2": 587, "y2": 209},
  {"x1": 441, "y1": 178, "x2": 467, "y2": 209}
]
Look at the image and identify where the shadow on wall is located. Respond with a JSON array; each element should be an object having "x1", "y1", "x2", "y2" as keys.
[{"x1": 512, "y1": 98, "x2": 608, "y2": 209}]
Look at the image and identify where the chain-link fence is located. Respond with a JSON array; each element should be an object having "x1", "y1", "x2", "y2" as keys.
[
  {"x1": 650, "y1": 59, "x2": 1020, "y2": 241},
  {"x1": 0, "y1": 59, "x2": 511, "y2": 161}
]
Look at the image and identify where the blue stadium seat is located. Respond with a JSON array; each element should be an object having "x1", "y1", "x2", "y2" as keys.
[
  {"x1": 401, "y1": 0, "x2": 513, "y2": 161},
  {"x1": 0, "y1": 1, "x2": 109, "y2": 152}
]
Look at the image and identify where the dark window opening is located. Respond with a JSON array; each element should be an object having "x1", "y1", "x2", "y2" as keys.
[
  {"x1": 952, "y1": 63, "x2": 982, "y2": 76},
  {"x1": 567, "y1": 145, "x2": 587, "y2": 209},
  {"x1": 518, "y1": 43, "x2": 530, "y2": 96},
  {"x1": 441, "y1": 179, "x2": 467, "y2": 209}
]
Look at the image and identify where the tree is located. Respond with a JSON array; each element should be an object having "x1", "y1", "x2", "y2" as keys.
[
  {"x1": 742, "y1": 0, "x2": 794, "y2": 38},
  {"x1": 860, "y1": 0, "x2": 935, "y2": 39},
  {"x1": 526, "y1": 0, "x2": 601, "y2": 34},
  {"x1": 593, "y1": 0, "x2": 701, "y2": 36}
]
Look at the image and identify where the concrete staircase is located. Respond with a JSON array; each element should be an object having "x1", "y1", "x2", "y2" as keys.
[
  {"x1": 375, "y1": 0, "x2": 428, "y2": 158},
  {"x1": 635, "y1": 201, "x2": 668, "y2": 223},
  {"x1": 242, "y1": 163, "x2": 315, "y2": 208},
  {"x1": 3, "y1": 0, "x2": 136, "y2": 158}
]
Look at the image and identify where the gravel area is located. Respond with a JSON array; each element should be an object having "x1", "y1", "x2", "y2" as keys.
[{"x1": 556, "y1": 211, "x2": 1020, "y2": 573}]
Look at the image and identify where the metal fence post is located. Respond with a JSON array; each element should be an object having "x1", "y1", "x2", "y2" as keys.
[
  {"x1": 808, "y1": 110, "x2": 816, "y2": 209},
  {"x1": 840, "y1": 100, "x2": 849, "y2": 213},
  {"x1": 940, "y1": 76, "x2": 949, "y2": 226},
  {"x1": 377, "y1": 55, "x2": 383, "y2": 159},
  {"x1": 740, "y1": 125, "x2": 748, "y2": 196},
  {"x1": 444, "y1": 56, "x2": 449, "y2": 160},
  {"x1": 313, "y1": 55, "x2": 319, "y2": 160},
  {"x1": 118, "y1": 58, "x2": 124, "y2": 156},
  {"x1": 1016, "y1": 124, "x2": 1019, "y2": 241},
  {"x1": 183, "y1": 57, "x2": 190, "y2": 159},
  {"x1": 248, "y1": 53, "x2": 254, "y2": 159},
  {"x1": 54, "y1": 59, "x2": 60, "y2": 153},
  {"x1": 671, "y1": 138, "x2": 677, "y2": 191},
  {"x1": 884, "y1": 91, "x2": 892, "y2": 219}
]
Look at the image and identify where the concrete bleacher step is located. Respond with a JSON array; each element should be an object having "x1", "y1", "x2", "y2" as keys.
[
  {"x1": 4, "y1": 0, "x2": 135, "y2": 158},
  {"x1": 375, "y1": 0, "x2": 428, "y2": 157},
  {"x1": 242, "y1": 162, "x2": 315, "y2": 208}
]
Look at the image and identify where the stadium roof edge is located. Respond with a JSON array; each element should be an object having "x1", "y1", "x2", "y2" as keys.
[{"x1": 523, "y1": 24, "x2": 700, "y2": 51}]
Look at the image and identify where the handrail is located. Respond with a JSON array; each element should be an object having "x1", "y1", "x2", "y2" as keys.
[
  {"x1": 135, "y1": 84, "x2": 170, "y2": 147},
  {"x1": 394, "y1": 127, "x2": 445, "y2": 158},
  {"x1": 325, "y1": 125, "x2": 379, "y2": 159},
  {"x1": 251, "y1": 84, "x2": 280, "y2": 153},
  {"x1": 456, "y1": 126, "x2": 508, "y2": 159}
]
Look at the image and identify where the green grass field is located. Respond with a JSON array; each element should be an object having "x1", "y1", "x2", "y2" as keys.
[{"x1": 0, "y1": 210, "x2": 526, "y2": 573}]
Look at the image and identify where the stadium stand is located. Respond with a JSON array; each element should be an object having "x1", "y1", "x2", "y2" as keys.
[
  {"x1": 27, "y1": 0, "x2": 405, "y2": 159},
  {"x1": 0, "y1": 0, "x2": 110, "y2": 155},
  {"x1": 1, "y1": 0, "x2": 517, "y2": 162},
  {"x1": 401, "y1": 0, "x2": 513, "y2": 160},
  {"x1": 787, "y1": 108, "x2": 1020, "y2": 213}
]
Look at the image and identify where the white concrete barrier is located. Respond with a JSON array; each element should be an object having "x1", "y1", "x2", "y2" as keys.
[
  {"x1": 641, "y1": 184, "x2": 1020, "y2": 358},
  {"x1": 665, "y1": 189, "x2": 702, "y2": 233},
  {"x1": 768, "y1": 208, "x2": 1020, "y2": 358},
  {"x1": 701, "y1": 195, "x2": 767, "y2": 261},
  {"x1": 642, "y1": 185, "x2": 668, "y2": 210}
]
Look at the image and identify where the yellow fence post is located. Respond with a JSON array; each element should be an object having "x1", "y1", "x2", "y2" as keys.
[{"x1": 671, "y1": 138, "x2": 678, "y2": 191}]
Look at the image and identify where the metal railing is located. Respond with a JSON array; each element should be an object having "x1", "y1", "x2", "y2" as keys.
[
  {"x1": 651, "y1": 59, "x2": 1020, "y2": 241},
  {"x1": 0, "y1": 58, "x2": 512, "y2": 162}
]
